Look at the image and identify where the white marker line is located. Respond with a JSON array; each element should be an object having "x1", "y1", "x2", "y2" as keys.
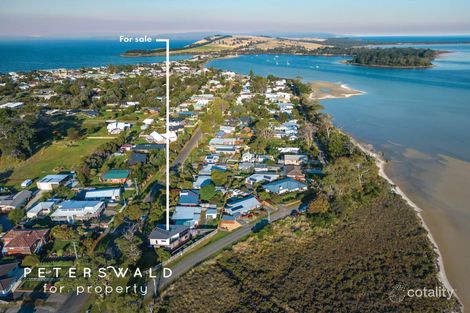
[{"x1": 155, "y1": 39, "x2": 170, "y2": 231}]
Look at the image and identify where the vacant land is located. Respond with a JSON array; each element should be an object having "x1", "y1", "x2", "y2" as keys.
[{"x1": 2, "y1": 137, "x2": 112, "y2": 187}]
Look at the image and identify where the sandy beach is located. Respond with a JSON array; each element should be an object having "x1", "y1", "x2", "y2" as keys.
[
  {"x1": 386, "y1": 150, "x2": 470, "y2": 311},
  {"x1": 309, "y1": 81, "x2": 365, "y2": 100}
]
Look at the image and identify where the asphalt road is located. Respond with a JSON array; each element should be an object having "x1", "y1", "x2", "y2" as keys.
[
  {"x1": 147, "y1": 204, "x2": 297, "y2": 297},
  {"x1": 172, "y1": 126, "x2": 202, "y2": 167}
]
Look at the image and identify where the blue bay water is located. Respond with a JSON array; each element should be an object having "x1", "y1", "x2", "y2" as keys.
[
  {"x1": 207, "y1": 45, "x2": 470, "y2": 163},
  {"x1": 0, "y1": 39, "x2": 193, "y2": 73}
]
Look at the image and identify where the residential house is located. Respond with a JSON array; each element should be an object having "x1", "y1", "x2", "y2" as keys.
[
  {"x1": 263, "y1": 178, "x2": 307, "y2": 194},
  {"x1": 276, "y1": 102, "x2": 294, "y2": 114},
  {"x1": 147, "y1": 131, "x2": 177, "y2": 144},
  {"x1": 274, "y1": 120, "x2": 298, "y2": 140},
  {"x1": 219, "y1": 125, "x2": 236, "y2": 134},
  {"x1": 209, "y1": 138, "x2": 239, "y2": 147},
  {"x1": 204, "y1": 154, "x2": 220, "y2": 163},
  {"x1": 254, "y1": 164, "x2": 283, "y2": 172},
  {"x1": 148, "y1": 224, "x2": 191, "y2": 250},
  {"x1": 2, "y1": 229, "x2": 49, "y2": 256},
  {"x1": 171, "y1": 206, "x2": 201, "y2": 227},
  {"x1": 84, "y1": 188, "x2": 121, "y2": 202},
  {"x1": 128, "y1": 152, "x2": 147, "y2": 166},
  {"x1": 142, "y1": 118, "x2": 154, "y2": 125},
  {"x1": 283, "y1": 165, "x2": 306, "y2": 181},
  {"x1": 282, "y1": 154, "x2": 308, "y2": 166},
  {"x1": 107, "y1": 122, "x2": 131, "y2": 134},
  {"x1": 132, "y1": 144, "x2": 165, "y2": 153},
  {"x1": 208, "y1": 138, "x2": 241, "y2": 155},
  {"x1": 37, "y1": 174, "x2": 70, "y2": 191},
  {"x1": 0, "y1": 102, "x2": 24, "y2": 110},
  {"x1": 238, "y1": 162, "x2": 255, "y2": 172},
  {"x1": 26, "y1": 201, "x2": 55, "y2": 218},
  {"x1": 0, "y1": 262, "x2": 24, "y2": 297},
  {"x1": 224, "y1": 195, "x2": 261, "y2": 216},
  {"x1": 102, "y1": 169, "x2": 130, "y2": 184},
  {"x1": 245, "y1": 173, "x2": 280, "y2": 185},
  {"x1": 242, "y1": 151, "x2": 254, "y2": 162},
  {"x1": 50, "y1": 200, "x2": 105, "y2": 223},
  {"x1": 278, "y1": 147, "x2": 300, "y2": 154},
  {"x1": 193, "y1": 176, "x2": 212, "y2": 189},
  {"x1": 198, "y1": 164, "x2": 227, "y2": 176},
  {"x1": 0, "y1": 190, "x2": 32, "y2": 212},
  {"x1": 178, "y1": 190, "x2": 200, "y2": 206},
  {"x1": 206, "y1": 208, "x2": 218, "y2": 219}
]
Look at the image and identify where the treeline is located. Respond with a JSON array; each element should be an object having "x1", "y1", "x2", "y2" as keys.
[
  {"x1": 0, "y1": 109, "x2": 36, "y2": 159},
  {"x1": 315, "y1": 46, "x2": 437, "y2": 67}
]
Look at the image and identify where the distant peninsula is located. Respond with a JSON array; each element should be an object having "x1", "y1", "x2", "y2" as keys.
[{"x1": 122, "y1": 34, "x2": 439, "y2": 68}]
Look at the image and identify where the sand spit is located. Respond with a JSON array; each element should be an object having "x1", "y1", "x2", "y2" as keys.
[{"x1": 309, "y1": 81, "x2": 365, "y2": 100}]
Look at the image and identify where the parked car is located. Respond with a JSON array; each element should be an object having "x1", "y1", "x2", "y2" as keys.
[{"x1": 21, "y1": 179, "x2": 33, "y2": 188}]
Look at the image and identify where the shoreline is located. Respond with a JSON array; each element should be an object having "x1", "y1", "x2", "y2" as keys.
[{"x1": 346, "y1": 135, "x2": 463, "y2": 311}]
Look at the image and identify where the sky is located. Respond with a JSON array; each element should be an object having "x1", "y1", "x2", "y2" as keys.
[{"x1": 1, "y1": 0, "x2": 469, "y2": 38}]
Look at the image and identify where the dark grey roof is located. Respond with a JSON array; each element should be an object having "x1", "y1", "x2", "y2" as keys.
[
  {"x1": 0, "y1": 190, "x2": 32, "y2": 209},
  {"x1": 0, "y1": 262, "x2": 18, "y2": 277},
  {"x1": 0, "y1": 277, "x2": 15, "y2": 292},
  {"x1": 128, "y1": 152, "x2": 147, "y2": 165},
  {"x1": 149, "y1": 224, "x2": 189, "y2": 240},
  {"x1": 132, "y1": 144, "x2": 165, "y2": 151}
]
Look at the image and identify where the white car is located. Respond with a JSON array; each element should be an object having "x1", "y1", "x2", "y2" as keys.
[{"x1": 21, "y1": 179, "x2": 33, "y2": 188}]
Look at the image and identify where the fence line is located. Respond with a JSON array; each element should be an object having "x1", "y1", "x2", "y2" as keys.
[{"x1": 162, "y1": 229, "x2": 219, "y2": 266}]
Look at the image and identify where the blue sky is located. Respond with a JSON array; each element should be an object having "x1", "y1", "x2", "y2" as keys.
[{"x1": 1, "y1": 0, "x2": 469, "y2": 37}]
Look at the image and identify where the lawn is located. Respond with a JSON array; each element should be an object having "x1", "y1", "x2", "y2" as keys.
[{"x1": 4, "y1": 137, "x2": 113, "y2": 188}]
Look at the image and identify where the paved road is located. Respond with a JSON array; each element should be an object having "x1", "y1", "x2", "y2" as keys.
[
  {"x1": 147, "y1": 204, "x2": 298, "y2": 297},
  {"x1": 172, "y1": 126, "x2": 202, "y2": 167}
]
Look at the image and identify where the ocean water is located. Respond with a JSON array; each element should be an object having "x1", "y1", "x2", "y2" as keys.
[
  {"x1": 207, "y1": 44, "x2": 470, "y2": 307},
  {"x1": 207, "y1": 45, "x2": 470, "y2": 162},
  {"x1": 0, "y1": 39, "x2": 194, "y2": 73}
]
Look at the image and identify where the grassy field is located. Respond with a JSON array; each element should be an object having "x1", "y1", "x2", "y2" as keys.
[{"x1": 2, "y1": 137, "x2": 113, "y2": 188}]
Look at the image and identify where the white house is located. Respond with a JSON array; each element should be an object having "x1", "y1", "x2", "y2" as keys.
[
  {"x1": 26, "y1": 201, "x2": 56, "y2": 218},
  {"x1": 142, "y1": 118, "x2": 154, "y2": 125},
  {"x1": 84, "y1": 188, "x2": 121, "y2": 202},
  {"x1": 148, "y1": 225, "x2": 191, "y2": 250},
  {"x1": 242, "y1": 151, "x2": 255, "y2": 162},
  {"x1": 107, "y1": 122, "x2": 131, "y2": 134},
  {"x1": 147, "y1": 131, "x2": 177, "y2": 144},
  {"x1": 37, "y1": 174, "x2": 70, "y2": 191},
  {"x1": 50, "y1": 200, "x2": 105, "y2": 223},
  {"x1": 245, "y1": 173, "x2": 280, "y2": 185}
]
